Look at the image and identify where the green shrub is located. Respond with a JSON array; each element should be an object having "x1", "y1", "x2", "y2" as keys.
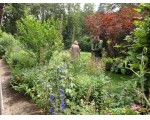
[
  {"x1": 0, "y1": 32, "x2": 16, "y2": 57},
  {"x1": 17, "y1": 14, "x2": 63, "y2": 64},
  {"x1": 102, "y1": 57, "x2": 113, "y2": 71},
  {"x1": 79, "y1": 35, "x2": 91, "y2": 52},
  {"x1": 0, "y1": 32, "x2": 15, "y2": 48},
  {"x1": 101, "y1": 107, "x2": 140, "y2": 115},
  {"x1": 0, "y1": 32, "x2": 37, "y2": 68},
  {"x1": 102, "y1": 57, "x2": 132, "y2": 75},
  {"x1": 10, "y1": 67, "x2": 41, "y2": 101},
  {"x1": 6, "y1": 49, "x2": 37, "y2": 69},
  {"x1": 0, "y1": 45, "x2": 5, "y2": 57}
]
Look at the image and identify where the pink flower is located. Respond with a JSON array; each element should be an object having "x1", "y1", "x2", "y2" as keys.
[{"x1": 131, "y1": 104, "x2": 140, "y2": 110}]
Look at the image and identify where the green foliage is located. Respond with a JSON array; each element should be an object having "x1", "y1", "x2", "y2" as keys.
[
  {"x1": 10, "y1": 67, "x2": 41, "y2": 100},
  {"x1": 0, "y1": 32, "x2": 18, "y2": 58},
  {"x1": 122, "y1": 3, "x2": 150, "y2": 107},
  {"x1": 10, "y1": 51, "x2": 73, "y2": 114},
  {"x1": 102, "y1": 57, "x2": 132, "y2": 75},
  {"x1": 9, "y1": 51, "x2": 144, "y2": 115},
  {"x1": 0, "y1": 45, "x2": 4, "y2": 57},
  {"x1": 2, "y1": 3, "x2": 148, "y2": 114},
  {"x1": 125, "y1": 48, "x2": 150, "y2": 107},
  {"x1": 101, "y1": 107, "x2": 140, "y2": 115},
  {"x1": 102, "y1": 57, "x2": 113, "y2": 71},
  {"x1": 101, "y1": 80, "x2": 138, "y2": 108},
  {"x1": 0, "y1": 31, "x2": 37, "y2": 68},
  {"x1": 2, "y1": 3, "x2": 26, "y2": 34},
  {"x1": 79, "y1": 35, "x2": 91, "y2": 52},
  {"x1": 0, "y1": 32, "x2": 15, "y2": 49},
  {"x1": 6, "y1": 49, "x2": 36, "y2": 69},
  {"x1": 17, "y1": 13, "x2": 63, "y2": 64}
]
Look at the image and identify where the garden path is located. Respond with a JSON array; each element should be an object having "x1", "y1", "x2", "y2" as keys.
[{"x1": 0, "y1": 59, "x2": 43, "y2": 115}]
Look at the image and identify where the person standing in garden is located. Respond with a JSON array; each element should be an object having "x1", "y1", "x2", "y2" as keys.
[
  {"x1": 70, "y1": 40, "x2": 80, "y2": 60},
  {"x1": 91, "y1": 35, "x2": 103, "y2": 61}
]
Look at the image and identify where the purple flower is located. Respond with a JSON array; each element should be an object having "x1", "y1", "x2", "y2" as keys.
[
  {"x1": 50, "y1": 94, "x2": 55, "y2": 103},
  {"x1": 60, "y1": 103, "x2": 65, "y2": 110},
  {"x1": 61, "y1": 90, "x2": 65, "y2": 95},
  {"x1": 50, "y1": 108, "x2": 54, "y2": 114}
]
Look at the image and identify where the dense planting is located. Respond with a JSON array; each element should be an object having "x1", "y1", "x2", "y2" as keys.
[
  {"x1": 85, "y1": 6, "x2": 141, "y2": 57},
  {"x1": 0, "y1": 3, "x2": 149, "y2": 115}
]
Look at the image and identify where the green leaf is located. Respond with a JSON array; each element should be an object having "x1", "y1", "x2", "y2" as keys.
[
  {"x1": 66, "y1": 88, "x2": 72, "y2": 94},
  {"x1": 130, "y1": 63, "x2": 139, "y2": 69},
  {"x1": 121, "y1": 69, "x2": 126, "y2": 75},
  {"x1": 134, "y1": 8, "x2": 141, "y2": 13},
  {"x1": 139, "y1": 64, "x2": 143, "y2": 72}
]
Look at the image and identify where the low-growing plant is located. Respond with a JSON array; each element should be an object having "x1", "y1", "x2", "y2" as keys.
[
  {"x1": 85, "y1": 60, "x2": 105, "y2": 75},
  {"x1": 102, "y1": 57, "x2": 113, "y2": 71},
  {"x1": 101, "y1": 106, "x2": 140, "y2": 115}
]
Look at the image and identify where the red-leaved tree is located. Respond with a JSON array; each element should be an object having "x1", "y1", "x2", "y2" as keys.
[{"x1": 85, "y1": 6, "x2": 141, "y2": 57}]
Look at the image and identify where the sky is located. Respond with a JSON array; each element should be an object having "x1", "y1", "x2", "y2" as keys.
[{"x1": 80, "y1": 3, "x2": 99, "y2": 11}]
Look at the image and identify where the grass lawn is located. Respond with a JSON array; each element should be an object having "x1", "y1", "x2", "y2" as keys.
[{"x1": 80, "y1": 51, "x2": 133, "y2": 84}]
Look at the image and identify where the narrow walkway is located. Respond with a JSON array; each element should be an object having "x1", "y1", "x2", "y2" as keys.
[{"x1": 0, "y1": 59, "x2": 43, "y2": 115}]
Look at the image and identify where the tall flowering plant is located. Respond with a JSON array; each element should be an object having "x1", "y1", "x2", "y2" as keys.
[{"x1": 48, "y1": 61, "x2": 72, "y2": 115}]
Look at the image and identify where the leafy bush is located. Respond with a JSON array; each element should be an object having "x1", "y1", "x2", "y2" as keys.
[
  {"x1": 102, "y1": 57, "x2": 132, "y2": 75},
  {"x1": 0, "y1": 33, "x2": 37, "y2": 69},
  {"x1": 101, "y1": 107, "x2": 140, "y2": 115},
  {"x1": 0, "y1": 32, "x2": 16, "y2": 57},
  {"x1": 0, "y1": 32, "x2": 15, "y2": 48},
  {"x1": 6, "y1": 49, "x2": 37, "y2": 69},
  {"x1": 119, "y1": 3, "x2": 150, "y2": 107},
  {"x1": 101, "y1": 80, "x2": 138, "y2": 109},
  {"x1": 17, "y1": 13, "x2": 63, "y2": 64},
  {"x1": 0, "y1": 45, "x2": 5, "y2": 57},
  {"x1": 79, "y1": 35, "x2": 91, "y2": 52},
  {"x1": 102, "y1": 57, "x2": 113, "y2": 71}
]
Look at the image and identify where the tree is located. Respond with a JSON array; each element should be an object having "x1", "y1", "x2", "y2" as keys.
[
  {"x1": 0, "y1": 3, "x2": 4, "y2": 28},
  {"x1": 97, "y1": 3, "x2": 140, "y2": 13},
  {"x1": 81, "y1": 3, "x2": 95, "y2": 35},
  {"x1": 62, "y1": 3, "x2": 83, "y2": 48},
  {"x1": 97, "y1": 3, "x2": 107, "y2": 13},
  {"x1": 17, "y1": 14, "x2": 63, "y2": 65},
  {"x1": 83, "y1": 3, "x2": 95, "y2": 15},
  {"x1": 28, "y1": 3, "x2": 66, "y2": 21},
  {"x1": 85, "y1": 6, "x2": 140, "y2": 57},
  {"x1": 2, "y1": 3, "x2": 26, "y2": 34},
  {"x1": 27, "y1": 3, "x2": 83, "y2": 49}
]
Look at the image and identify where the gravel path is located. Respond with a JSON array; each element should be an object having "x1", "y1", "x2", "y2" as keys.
[{"x1": 0, "y1": 59, "x2": 43, "y2": 115}]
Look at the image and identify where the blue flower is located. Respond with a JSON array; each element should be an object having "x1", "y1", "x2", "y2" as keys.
[
  {"x1": 50, "y1": 108, "x2": 54, "y2": 114},
  {"x1": 60, "y1": 103, "x2": 65, "y2": 110},
  {"x1": 50, "y1": 94, "x2": 55, "y2": 103},
  {"x1": 61, "y1": 90, "x2": 65, "y2": 95}
]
